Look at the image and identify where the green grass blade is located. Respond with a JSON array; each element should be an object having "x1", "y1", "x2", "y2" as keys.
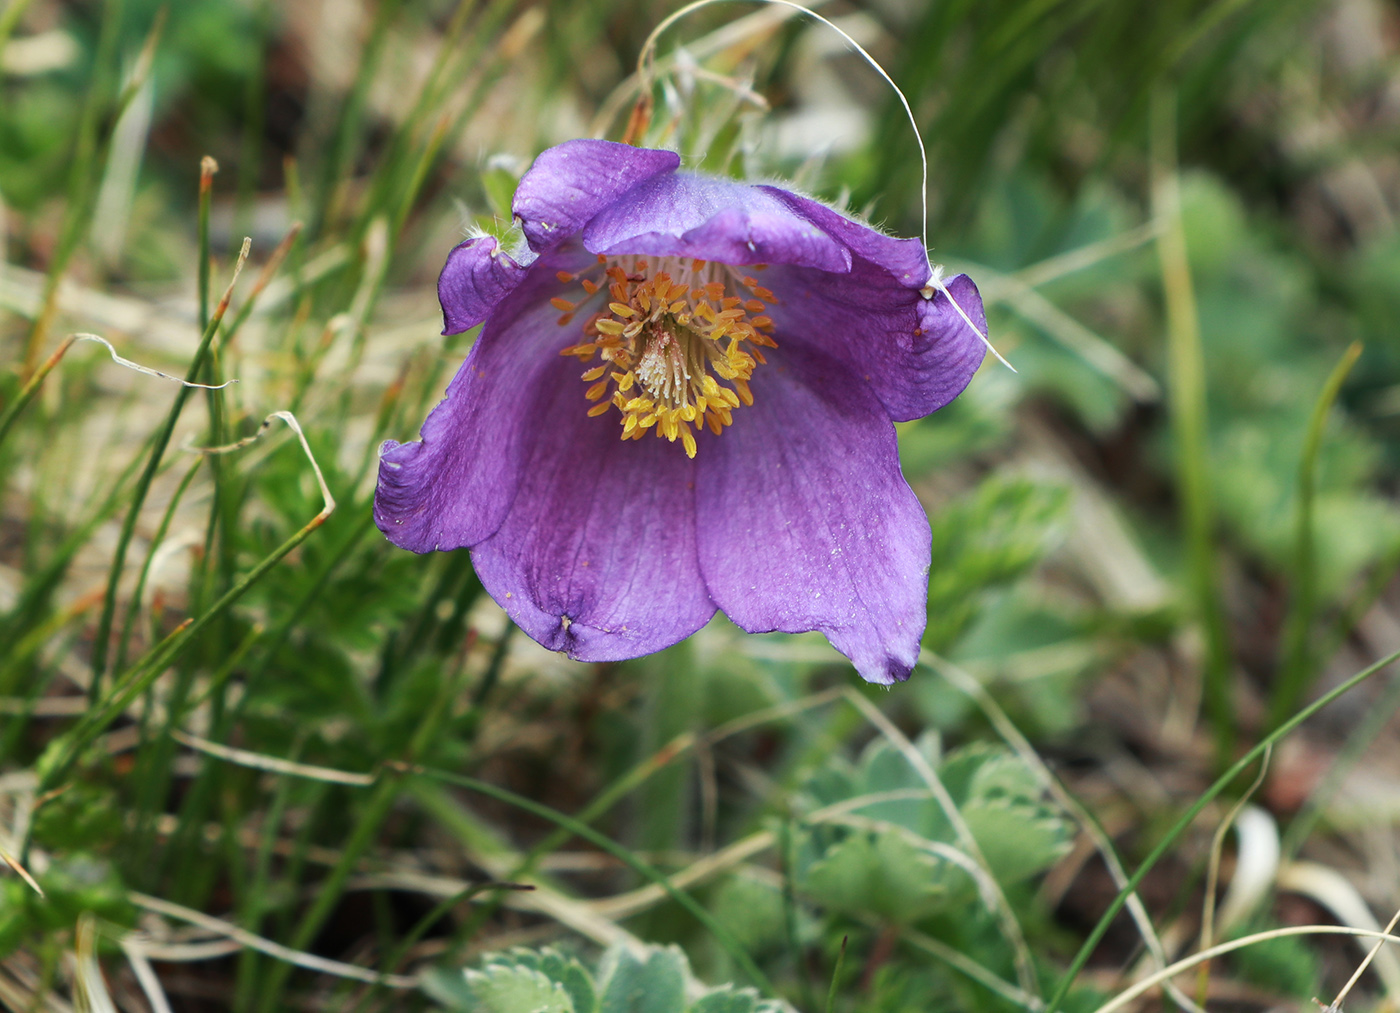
[
  {"x1": 1270, "y1": 341, "x2": 1364, "y2": 730},
  {"x1": 1042, "y1": 644, "x2": 1400, "y2": 1013},
  {"x1": 1151, "y1": 86, "x2": 1233, "y2": 768},
  {"x1": 415, "y1": 766, "x2": 777, "y2": 997}
]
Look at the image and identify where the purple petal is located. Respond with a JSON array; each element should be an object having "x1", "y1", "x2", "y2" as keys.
[
  {"x1": 470, "y1": 354, "x2": 716, "y2": 662},
  {"x1": 757, "y1": 185, "x2": 931, "y2": 287},
  {"x1": 439, "y1": 236, "x2": 529, "y2": 335},
  {"x1": 695, "y1": 350, "x2": 931, "y2": 684},
  {"x1": 375, "y1": 250, "x2": 590, "y2": 553},
  {"x1": 761, "y1": 265, "x2": 987, "y2": 422},
  {"x1": 581, "y1": 174, "x2": 852, "y2": 273},
  {"x1": 513, "y1": 140, "x2": 681, "y2": 253}
]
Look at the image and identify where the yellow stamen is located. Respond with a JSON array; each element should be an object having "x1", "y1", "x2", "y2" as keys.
[{"x1": 557, "y1": 254, "x2": 774, "y2": 455}]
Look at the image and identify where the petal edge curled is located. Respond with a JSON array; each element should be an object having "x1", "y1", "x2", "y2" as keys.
[
  {"x1": 763, "y1": 266, "x2": 987, "y2": 423},
  {"x1": 376, "y1": 256, "x2": 590, "y2": 553},
  {"x1": 438, "y1": 236, "x2": 529, "y2": 335}
]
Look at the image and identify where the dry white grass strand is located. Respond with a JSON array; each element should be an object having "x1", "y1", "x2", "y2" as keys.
[
  {"x1": 117, "y1": 941, "x2": 174, "y2": 1013},
  {"x1": 72, "y1": 916, "x2": 118, "y2": 1013},
  {"x1": 70, "y1": 333, "x2": 235, "y2": 389},
  {"x1": 1334, "y1": 902, "x2": 1400, "y2": 1008},
  {"x1": 190, "y1": 410, "x2": 335, "y2": 521},
  {"x1": 127, "y1": 892, "x2": 417, "y2": 988},
  {"x1": 1093, "y1": 926, "x2": 1400, "y2": 1013},
  {"x1": 843, "y1": 687, "x2": 1040, "y2": 1002},
  {"x1": 922, "y1": 651, "x2": 1205, "y2": 1013},
  {"x1": 171, "y1": 730, "x2": 375, "y2": 786}
]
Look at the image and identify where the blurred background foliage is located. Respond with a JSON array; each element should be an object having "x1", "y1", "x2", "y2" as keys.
[{"x1": 4, "y1": 0, "x2": 1400, "y2": 1009}]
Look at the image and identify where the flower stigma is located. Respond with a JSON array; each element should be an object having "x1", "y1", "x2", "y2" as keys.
[{"x1": 556, "y1": 255, "x2": 778, "y2": 459}]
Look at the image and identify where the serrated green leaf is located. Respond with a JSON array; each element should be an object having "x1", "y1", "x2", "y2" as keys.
[
  {"x1": 689, "y1": 986, "x2": 760, "y2": 1013},
  {"x1": 479, "y1": 946, "x2": 595, "y2": 1012},
  {"x1": 710, "y1": 876, "x2": 787, "y2": 955},
  {"x1": 597, "y1": 946, "x2": 689, "y2": 1013},
  {"x1": 802, "y1": 830, "x2": 965, "y2": 923},
  {"x1": 924, "y1": 476, "x2": 1072, "y2": 650},
  {"x1": 536, "y1": 950, "x2": 598, "y2": 1013},
  {"x1": 962, "y1": 801, "x2": 1072, "y2": 883},
  {"x1": 461, "y1": 965, "x2": 575, "y2": 1013}
]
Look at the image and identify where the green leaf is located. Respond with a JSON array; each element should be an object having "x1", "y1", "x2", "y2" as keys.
[
  {"x1": 596, "y1": 946, "x2": 689, "y2": 1013},
  {"x1": 802, "y1": 829, "x2": 965, "y2": 924},
  {"x1": 535, "y1": 950, "x2": 598, "y2": 1013},
  {"x1": 421, "y1": 967, "x2": 477, "y2": 1010},
  {"x1": 924, "y1": 476, "x2": 1071, "y2": 652},
  {"x1": 690, "y1": 986, "x2": 760, "y2": 1013},
  {"x1": 468, "y1": 949, "x2": 597, "y2": 1013},
  {"x1": 461, "y1": 965, "x2": 576, "y2": 1013}
]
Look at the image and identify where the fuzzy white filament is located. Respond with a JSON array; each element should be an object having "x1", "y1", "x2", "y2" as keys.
[{"x1": 634, "y1": 0, "x2": 1012, "y2": 370}]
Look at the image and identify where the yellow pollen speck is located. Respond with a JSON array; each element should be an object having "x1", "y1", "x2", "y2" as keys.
[{"x1": 559, "y1": 254, "x2": 776, "y2": 455}]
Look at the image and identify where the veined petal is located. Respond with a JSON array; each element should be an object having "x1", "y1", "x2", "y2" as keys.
[
  {"x1": 582, "y1": 174, "x2": 852, "y2": 273},
  {"x1": 762, "y1": 264, "x2": 987, "y2": 421},
  {"x1": 375, "y1": 249, "x2": 590, "y2": 553},
  {"x1": 757, "y1": 185, "x2": 932, "y2": 287},
  {"x1": 471, "y1": 353, "x2": 716, "y2": 662},
  {"x1": 695, "y1": 349, "x2": 930, "y2": 684},
  {"x1": 513, "y1": 139, "x2": 681, "y2": 253}
]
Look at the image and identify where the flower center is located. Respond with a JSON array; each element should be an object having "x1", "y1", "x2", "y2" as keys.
[{"x1": 555, "y1": 255, "x2": 778, "y2": 458}]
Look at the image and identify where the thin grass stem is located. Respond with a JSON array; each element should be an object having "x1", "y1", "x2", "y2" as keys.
[
  {"x1": 34, "y1": 411, "x2": 332, "y2": 801},
  {"x1": 1042, "y1": 644, "x2": 1400, "y2": 1013},
  {"x1": 1150, "y1": 86, "x2": 1233, "y2": 768},
  {"x1": 1093, "y1": 926, "x2": 1400, "y2": 1013},
  {"x1": 414, "y1": 766, "x2": 777, "y2": 996},
  {"x1": 87, "y1": 239, "x2": 252, "y2": 700},
  {"x1": 1271, "y1": 341, "x2": 1364, "y2": 729}
]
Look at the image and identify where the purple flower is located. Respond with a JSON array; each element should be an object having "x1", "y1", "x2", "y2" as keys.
[{"x1": 374, "y1": 140, "x2": 986, "y2": 684}]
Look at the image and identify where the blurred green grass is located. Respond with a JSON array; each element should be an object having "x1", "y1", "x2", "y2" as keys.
[{"x1": 4, "y1": 0, "x2": 1400, "y2": 1010}]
